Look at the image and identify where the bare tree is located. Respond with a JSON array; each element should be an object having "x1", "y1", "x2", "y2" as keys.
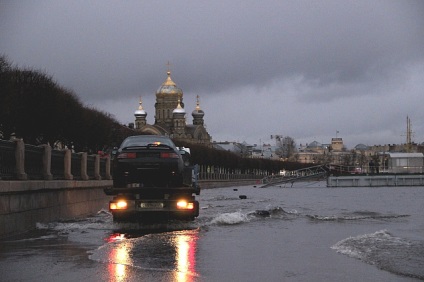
[{"x1": 274, "y1": 135, "x2": 297, "y2": 161}]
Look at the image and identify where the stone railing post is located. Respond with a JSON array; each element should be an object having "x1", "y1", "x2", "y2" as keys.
[
  {"x1": 94, "y1": 154, "x2": 101, "y2": 180},
  {"x1": 64, "y1": 149, "x2": 73, "y2": 180},
  {"x1": 80, "y1": 152, "x2": 89, "y2": 180},
  {"x1": 14, "y1": 139, "x2": 27, "y2": 180},
  {"x1": 41, "y1": 144, "x2": 53, "y2": 180},
  {"x1": 105, "y1": 156, "x2": 112, "y2": 180}
]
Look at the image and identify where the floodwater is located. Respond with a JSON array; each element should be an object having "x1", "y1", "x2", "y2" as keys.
[{"x1": 1, "y1": 182, "x2": 423, "y2": 281}]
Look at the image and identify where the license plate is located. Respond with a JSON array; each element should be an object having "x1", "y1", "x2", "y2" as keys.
[{"x1": 139, "y1": 202, "x2": 164, "y2": 209}]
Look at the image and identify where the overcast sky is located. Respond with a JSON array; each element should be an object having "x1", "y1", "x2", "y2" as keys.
[{"x1": 1, "y1": 0, "x2": 424, "y2": 148}]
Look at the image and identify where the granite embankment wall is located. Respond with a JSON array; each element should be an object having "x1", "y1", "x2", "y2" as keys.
[
  {"x1": 0, "y1": 180, "x2": 112, "y2": 238},
  {"x1": 0, "y1": 179, "x2": 259, "y2": 238}
]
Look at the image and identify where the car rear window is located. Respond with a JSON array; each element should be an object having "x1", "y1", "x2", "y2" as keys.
[{"x1": 120, "y1": 136, "x2": 176, "y2": 149}]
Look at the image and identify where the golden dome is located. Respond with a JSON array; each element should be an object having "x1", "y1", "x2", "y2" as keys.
[{"x1": 156, "y1": 71, "x2": 183, "y2": 95}]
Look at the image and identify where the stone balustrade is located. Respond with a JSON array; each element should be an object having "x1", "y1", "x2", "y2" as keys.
[{"x1": 0, "y1": 139, "x2": 111, "y2": 181}]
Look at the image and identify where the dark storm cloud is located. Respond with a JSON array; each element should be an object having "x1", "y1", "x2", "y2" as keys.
[
  {"x1": 2, "y1": 1, "x2": 423, "y2": 98},
  {"x1": 1, "y1": 0, "x2": 424, "y2": 147}
]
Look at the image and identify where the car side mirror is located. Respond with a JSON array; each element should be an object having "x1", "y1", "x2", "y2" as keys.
[{"x1": 179, "y1": 149, "x2": 191, "y2": 167}]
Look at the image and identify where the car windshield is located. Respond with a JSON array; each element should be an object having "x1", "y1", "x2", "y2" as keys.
[{"x1": 120, "y1": 136, "x2": 177, "y2": 150}]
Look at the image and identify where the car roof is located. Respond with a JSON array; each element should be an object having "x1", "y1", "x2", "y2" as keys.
[{"x1": 126, "y1": 135, "x2": 169, "y2": 140}]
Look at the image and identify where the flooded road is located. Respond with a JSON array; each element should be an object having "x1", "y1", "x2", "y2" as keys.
[{"x1": 1, "y1": 182, "x2": 424, "y2": 281}]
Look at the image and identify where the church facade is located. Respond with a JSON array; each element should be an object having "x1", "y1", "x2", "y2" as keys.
[{"x1": 134, "y1": 71, "x2": 211, "y2": 145}]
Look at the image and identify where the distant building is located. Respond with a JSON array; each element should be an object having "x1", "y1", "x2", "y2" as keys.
[
  {"x1": 213, "y1": 141, "x2": 255, "y2": 158},
  {"x1": 297, "y1": 138, "x2": 353, "y2": 165},
  {"x1": 381, "y1": 153, "x2": 424, "y2": 173},
  {"x1": 134, "y1": 71, "x2": 211, "y2": 145},
  {"x1": 330, "y1": 138, "x2": 344, "y2": 151},
  {"x1": 370, "y1": 143, "x2": 420, "y2": 154},
  {"x1": 297, "y1": 141, "x2": 326, "y2": 164}
]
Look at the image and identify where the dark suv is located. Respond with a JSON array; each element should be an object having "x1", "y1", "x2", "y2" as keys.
[{"x1": 112, "y1": 135, "x2": 186, "y2": 188}]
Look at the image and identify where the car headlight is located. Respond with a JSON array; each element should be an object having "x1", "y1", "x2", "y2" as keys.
[
  {"x1": 176, "y1": 200, "x2": 194, "y2": 210},
  {"x1": 110, "y1": 200, "x2": 128, "y2": 210}
]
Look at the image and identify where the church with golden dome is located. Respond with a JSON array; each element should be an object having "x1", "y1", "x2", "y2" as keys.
[{"x1": 134, "y1": 71, "x2": 211, "y2": 144}]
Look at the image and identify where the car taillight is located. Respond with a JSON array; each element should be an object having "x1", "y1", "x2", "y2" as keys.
[
  {"x1": 117, "y1": 152, "x2": 136, "y2": 159},
  {"x1": 160, "y1": 152, "x2": 179, "y2": 158},
  {"x1": 176, "y1": 200, "x2": 194, "y2": 210},
  {"x1": 110, "y1": 200, "x2": 128, "y2": 210}
]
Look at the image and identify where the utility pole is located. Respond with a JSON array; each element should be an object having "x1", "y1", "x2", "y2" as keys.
[
  {"x1": 406, "y1": 116, "x2": 411, "y2": 144},
  {"x1": 405, "y1": 116, "x2": 414, "y2": 152}
]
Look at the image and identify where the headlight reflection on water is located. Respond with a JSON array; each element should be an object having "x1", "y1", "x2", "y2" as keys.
[
  {"x1": 107, "y1": 234, "x2": 133, "y2": 282},
  {"x1": 105, "y1": 229, "x2": 199, "y2": 282},
  {"x1": 174, "y1": 232, "x2": 199, "y2": 282}
]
